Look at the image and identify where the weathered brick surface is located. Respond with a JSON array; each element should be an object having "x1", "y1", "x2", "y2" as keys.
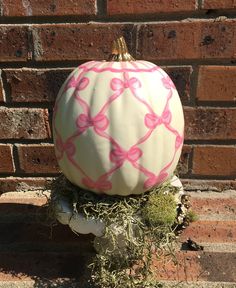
[
  {"x1": 0, "y1": 212, "x2": 85, "y2": 242},
  {"x1": 180, "y1": 220, "x2": 236, "y2": 242},
  {"x1": 184, "y1": 107, "x2": 236, "y2": 140},
  {"x1": 0, "y1": 145, "x2": 14, "y2": 173},
  {"x1": 0, "y1": 21, "x2": 235, "y2": 189},
  {"x1": 4, "y1": 68, "x2": 72, "y2": 103},
  {"x1": 0, "y1": 250, "x2": 235, "y2": 283},
  {"x1": 0, "y1": 221, "x2": 87, "y2": 245},
  {"x1": 137, "y1": 20, "x2": 236, "y2": 60},
  {"x1": 197, "y1": 66, "x2": 236, "y2": 102},
  {"x1": 3, "y1": 66, "x2": 191, "y2": 104},
  {"x1": 164, "y1": 66, "x2": 192, "y2": 105},
  {"x1": 32, "y1": 24, "x2": 135, "y2": 61},
  {"x1": 192, "y1": 146, "x2": 236, "y2": 176},
  {"x1": 0, "y1": 192, "x2": 48, "y2": 205},
  {"x1": 107, "y1": 0, "x2": 197, "y2": 15},
  {"x1": 17, "y1": 144, "x2": 59, "y2": 174},
  {"x1": 0, "y1": 251, "x2": 94, "y2": 281},
  {"x1": 182, "y1": 179, "x2": 236, "y2": 191},
  {"x1": 154, "y1": 251, "x2": 236, "y2": 282},
  {"x1": 0, "y1": 108, "x2": 50, "y2": 139},
  {"x1": 0, "y1": 191, "x2": 235, "y2": 285},
  {"x1": 1, "y1": 0, "x2": 96, "y2": 17},
  {"x1": 0, "y1": 2, "x2": 236, "y2": 285},
  {"x1": 202, "y1": 0, "x2": 236, "y2": 9},
  {"x1": 0, "y1": 177, "x2": 49, "y2": 193},
  {"x1": 190, "y1": 197, "x2": 236, "y2": 218},
  {"x1": 0, "y1": 26, "x2": 30, "y2": 62}
]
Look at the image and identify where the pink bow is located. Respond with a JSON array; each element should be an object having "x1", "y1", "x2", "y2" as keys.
[
  {"x1": 162, "y1": 76, "x2": 176, "y2": 90},
  {"x1": 175, "y1": 134, "x2": 183, "y2": 149},
  {"x1": 64, "y1": 76, "x2": 89, "y2": 92},
  {"x1": 77, "y1": 77, "x2": 89, "y2": 91},
  {"x1": 110, "y1": 147, "x2": 142, "y2": 164},
  {"x1": 144, "y1": 172, "x2": 168, "y2": 190},
  {"x1": 56, "y1": 137, "x2": 76, "y2": 158},
  {"x1": 111, "y1": 77, "x2": 141, "y2": 92},
  {"x1": 145, "y1": 109, "x2": 172, "y2": 129},
  {"x1": 82, "y1": 177, "x2": 112, "y2": 192},
  {"x1": 76, "y1": 113, "x2": 109, "y2": 132}
]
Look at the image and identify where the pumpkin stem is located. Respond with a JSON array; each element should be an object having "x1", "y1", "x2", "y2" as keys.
[{"x1": 108, "y1": 36, "x2": 135, "y2": 61}]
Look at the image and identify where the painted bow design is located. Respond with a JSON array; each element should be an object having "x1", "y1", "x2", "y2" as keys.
[
  {"x1": 56, "y1": 137, "x2": 76, "y2": 159},
  {"x1": 76, "y1": 113, "x2": 109, "y2": 132},
  {"x1": 64, "y1": 76, "x2": 89, "y2": 93},
  {"x1": 82, "y1": 177, "x2": 112, "y2": 191},
  {"x1": 175, "y1": 134, "x2": 183, "y2": 149},
  {"x1": 144, "y1": 172, "x2": 168, "y2": 190},
  {"x1": 111, "y1": 76, "x2": 141, "y2": 92},
  {"x1": 145, "y1": 109, "x2": 172, "y2": 129},
  {"x1": 162, "y1": 76, "x2": 176, "y2": 90},
  {"x1": 110, "y1": 146, "x2": 143, "y2": 165}
]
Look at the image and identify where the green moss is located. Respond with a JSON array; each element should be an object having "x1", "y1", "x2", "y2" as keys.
[
  {"x1": 186, "y1": 210, "x2": 198, "y2": 222},
  {"x1": 143, "y1": 193, "x2": 177, "y2": 226}
]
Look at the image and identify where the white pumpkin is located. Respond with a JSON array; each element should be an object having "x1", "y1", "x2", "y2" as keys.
[{"x1": 53, "y1": 37, "x2": 184, "y2": 196}]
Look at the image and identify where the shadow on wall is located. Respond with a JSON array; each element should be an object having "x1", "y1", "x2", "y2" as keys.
[{"x1": 0, "y1": 202, "x2": 95, "y2": 288}]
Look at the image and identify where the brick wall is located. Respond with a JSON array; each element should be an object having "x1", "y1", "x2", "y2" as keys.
[{"x1": 0, "y1": 0, "x2": 236, "y2": 192}]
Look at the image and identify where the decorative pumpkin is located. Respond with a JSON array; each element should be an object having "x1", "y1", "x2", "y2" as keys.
[{"x1": 53, "y1": 37, "x2": 184, "y2": 196}]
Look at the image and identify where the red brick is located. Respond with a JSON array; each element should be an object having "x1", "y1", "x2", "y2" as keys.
[
  {"x1": 32, "y1": 24, "x2": 135, "y2": 61},
  {"x1": 0, "y1": 193, "x2": 47, "y2": 205},
  {"x1": 202, "y1": 0, "x2": 236, "y2": 9},
  {"x1": 153, "y1": 251, "x2": 202, "y2": 282},
  {"x1": 107, "y1": 0, "x2": 197, "y2": 15},
  {"x1": 180, "y1": 220, "x2": 236, "y2": 243},
  {"x1": 0, "y1": 177, "x2": 49, "y2": 193},
  {"x1": 17, "y1": 144, "x2": 59, "y2": 174},
  {"x1": 4, "y1": 66, "x2": 191, "y2": 104},
  {"x1": 178, "y1": 145, "x2": 192, "y2": 175},
  {"x1": 0, "y1": 250, "x2": 235, "y2": 283},
  {"x1": 0, "y1": 108, "x2": 50, "y2": 140},
  {"x1": 0, "y1": 25, "x2": 30, "y2": 62},
  {"x1": 198, "y1": 252, "x2": 236, "y2": 282},
  {"x1": 0, "y1": 144, "x2": 14, "y2": 173},
  {"x1": 0, "y1": 251, "x2": 93, "y2": 282},
  {"x1": 153, "y1": 251, "x2": 236, "y2": 282},
  {"x1": 1, "y1": 0, "x2": 96, "y2": 17},
  {"x1": 197, "y1": 66, "x2": 236, "y2": 102},
  {"x1": 190, "y1": 197, "x2": 236, "y2": 218},
  {"x1": 137, "y1": 20, "x2": 236, "y2": 60},
  {"x1": 4, "y1": 68, "x2": 72, "y2": 103},
  {"x1": 184, "y1": 107, "x2": 236, "y2": 140},
  {"x1": 164, "y1": 66, "x2": 192, "y2": 105},
  {"x1": 0, "y1": 191, "x2": 235, "y2": 284},
  {"x1": 0, "y1": 221, "x2": 91, "y2": 245},
  {"x1": 192, "y1": 145, "x2": 236, "y2": 176},
  {"x1": 182, "y1": 179, "x2": 236, "y2": 191}
]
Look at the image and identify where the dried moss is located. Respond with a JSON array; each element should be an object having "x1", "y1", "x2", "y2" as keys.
[{"x1": 48, "y1": 175, "x2": 188, "y2": 288}]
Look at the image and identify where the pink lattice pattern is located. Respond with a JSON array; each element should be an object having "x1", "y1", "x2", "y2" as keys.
[{"x1": 53, "y1": 61, "x2": 184, "y2": 193}]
